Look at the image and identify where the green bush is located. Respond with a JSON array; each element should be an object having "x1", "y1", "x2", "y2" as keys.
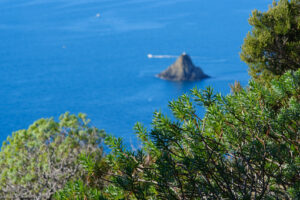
[
  {"x1": 102, "y1": 70, "x2": 300, "y2": 199},
  {"x1": 240, "y1": 0, "x2": 300, "y2": 84},
  {"x1": 0, "y1": 113, "x2": 105, "y2": 199},
  {"x1": 54, "y1": 180, "x2": 104, "y2": 200}
]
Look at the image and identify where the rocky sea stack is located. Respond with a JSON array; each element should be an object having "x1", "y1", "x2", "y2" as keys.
[{"x1": 157, "y1": 53, "x2": 209, "y2": 81}]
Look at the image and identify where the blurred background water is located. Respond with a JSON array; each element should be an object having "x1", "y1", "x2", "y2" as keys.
[{"x1": 0, "y1": 0, "x2": 273, "y2": 145}]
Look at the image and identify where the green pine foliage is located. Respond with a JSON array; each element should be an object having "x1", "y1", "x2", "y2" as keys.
[
  {"x1": 101, "y1": 69, "x2": 299, "y2": 199},
  {"x1": 53, "y1": 180, "x2": 105, "y2": 200},
  {"x1": 0, "y1": 113, "x2": 105, "y2": 199},
  {"x1": 240, "y1": 0, "x2": 300, "y2": 83}
]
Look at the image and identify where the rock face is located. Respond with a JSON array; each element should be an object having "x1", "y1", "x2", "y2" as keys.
[{"x1": 157, "y1": 54, "x2": 209, "y2": 81}]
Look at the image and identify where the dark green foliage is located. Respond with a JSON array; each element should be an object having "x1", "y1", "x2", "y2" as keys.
[
  {"x1": 102, "y1": 70, "x2": 300, "y2": 199},
  {"x1": 54, "y1": 180, "x2": 105, "y2": 200},
  {"x1": 0, "y1": 113, "x2": 105, "y2": 199},
  {"x1": 240, "y1": 0, "x2": 300, "y2": 83}
]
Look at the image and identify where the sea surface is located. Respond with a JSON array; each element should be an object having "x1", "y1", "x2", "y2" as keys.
[{"x1": 0, "y1": 0, "x2": 273, "y2": 145}]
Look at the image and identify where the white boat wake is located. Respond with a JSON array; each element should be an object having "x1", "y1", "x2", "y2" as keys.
[
  {"x1": 147, "y1": 54, "x2": 227, "y2": 63},
  {"x1": 147, "y1": 54, "x2": 177, "y2": 59}
]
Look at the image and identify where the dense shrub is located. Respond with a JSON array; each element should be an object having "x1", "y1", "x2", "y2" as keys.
[
  {"x1": 101, "y1": 69, "x2": 299, "y2": 199},
  {"x1": 240, "y1": 0, "x2": 300, "y2": 83},
  {"x1": 0, "y1": 113, "x2": 105, "y2": 199}
]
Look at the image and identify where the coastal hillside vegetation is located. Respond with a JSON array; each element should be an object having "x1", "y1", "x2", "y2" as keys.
[
  {"x1": 0, "y1": 113, "x2": 105, "y2": 199},
  {"x1": 0, "y1": 0, "x2": 299, "y2": 199},
  {"x1": 55, "y1": 69, "x2": 300, "y2": 200},
  {"x1": 241, "y1": 0, "x2": 300, "y2": 84}
]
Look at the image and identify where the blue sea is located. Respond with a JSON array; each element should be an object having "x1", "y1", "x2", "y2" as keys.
[{"x1": 0, "y1": 0, "x2": 273, "y2": 145}]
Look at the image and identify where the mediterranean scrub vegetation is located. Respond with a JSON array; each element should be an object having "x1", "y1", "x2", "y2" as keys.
[
  {"x1": 0, "y1": 113, "x2": 105, "y2": 199},
  {"x1": 100, "y1": 70, "x2": 300, "y2": 199},
  {"x1": 0, "y1": 0, "x2": 299, "y2": 199},
  {"x1": 240, "y1": 0, "x2": 300, "y2": 84}
]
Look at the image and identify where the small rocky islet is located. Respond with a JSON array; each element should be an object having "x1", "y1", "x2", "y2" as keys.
[{"x1": 157, "y1": 53, "x2": 209, "y2": 81}]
